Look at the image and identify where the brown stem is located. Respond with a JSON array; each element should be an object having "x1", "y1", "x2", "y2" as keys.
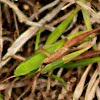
[
  {"x1": 64, "y1": 27, "x2": 100, "y2": 47},
  {"x1": 73, "y1": 51, "x2": 100, "y2": 61}
]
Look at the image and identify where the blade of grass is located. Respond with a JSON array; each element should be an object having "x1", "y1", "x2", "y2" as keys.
[
  {"x1": 52, "y1": 75, "x2": 66, "y2": 88},
  {"x1": 76, "y1": 0, "x2": 99, "y2": 23},
  {"x1": 76, "y1": 0, "x2": 96, "y2": 44},
  {"x1": 73, "y1": 64, "x2": 92, "y2": 100},
  {"x1": 0, "y1": 93, "x2": 2, "y2": 100},
  {"x1": 35, "y1": 26, "x2": 44, "y2": 50},
  {"x1": 77, "y1": 0, "x2": 100, "y2": 51},
  {"x1": 77, "y1": 0, "x2": 92, "y2": 30},
  {"x1": 58, "y1": 81, "x2": 71, "y2": 100},
  {"x1": 61, "y1": 57, "x2": 100, "y2": 68},
  {"x1": 85, "y1": 69, "x2": 99, "y2": 99},
  {"x1": 86, "y1": 77, "x2": 100, "y2": 100},
  {"x1": 45, "y1": 7, "x2": 80, "y2": 45},
  {"x1": 96, "y1": 86, "x2": 100, "y2": 100}
]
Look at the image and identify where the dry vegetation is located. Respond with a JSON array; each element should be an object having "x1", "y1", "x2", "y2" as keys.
[{"x1": 0, "y1": 0, "x2": 100, "y2": 100}]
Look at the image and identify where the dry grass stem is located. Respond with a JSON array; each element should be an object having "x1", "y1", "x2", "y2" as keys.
[
  {"x1": 76, "y1": 1, "x2": 100, "y2": 23},
  {"x1": 0, "y1": 81, "x2": 28, "y2": 90},
  {"x1": 0, "y1": 4, "x2": 2, "y2": 61},
  {"x1": 86, "y1": 77, "x2": 100, "y2": 100},
  {"x1": 30, "y1": 0, "x2": 60, "y2": 20},
  {"x1": 4, "y1": 78, "x2": 18, "y2": 100},
  {"x1": 49, "y1": 10, "x2": 74, "y2": 26},
  {"x1": 0, "y1": 1, "x2": 66, "y2": 69},
  {"x1": 73, "y1": 64, "x2": 92, "y2": 100},
  {"x1": 11, "y1": 55, "x2": 26, "y2": 61},
  {"x1": 52, "y1": 68, "x2": 63, "y2": 87},
  {"x1": 58, "y1": 82, "x2": 71, "y2": 100},
  {"x1": 96, "y1": 86, "x2": 100, "y2": 100},
  {"x1": 85, "y1": 69, "x2": 99, "y2": 100},
  {"x1": 17, "y1": 73, "x2": 40, "y2": 100},
  {"x1": 0, "y1": 0, "x2": 100, "y2": 99}
]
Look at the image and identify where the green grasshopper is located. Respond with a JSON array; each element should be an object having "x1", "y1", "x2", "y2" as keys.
[{"x1": 14, "y1": 28, "x2": 100, "y2": 76}]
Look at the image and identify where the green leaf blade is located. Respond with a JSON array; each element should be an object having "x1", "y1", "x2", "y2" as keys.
[
  {"x1": 62, "y1": 57, "x2": 100, "y2": 68},
  {"x1": 45, "y1": 7, "x2": 80, "y2": 45}
]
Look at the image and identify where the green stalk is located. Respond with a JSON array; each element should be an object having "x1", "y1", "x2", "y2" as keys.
[
  {"x1": 78, "y1": 0, "x2": 92, "y2": 30},
  {"x1": 76, "y1": 0, "x2": 94, "y2": 42},
  {"x1": 35, "y1": 26, "x2": 44, "y2": 50},
  {"x1": 61, "y1": 57, "x2": 100, "y2": 68},
  {"x1": 52, "y1": 75, "x2": 66, "y2": 88},
  {"x1": 45, "y1": 7, "x2": 80, "y2": 45}
]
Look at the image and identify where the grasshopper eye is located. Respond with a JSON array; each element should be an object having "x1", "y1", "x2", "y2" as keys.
[{"x1": 41, "y1": 63, "x2": 47, "y2": 69}]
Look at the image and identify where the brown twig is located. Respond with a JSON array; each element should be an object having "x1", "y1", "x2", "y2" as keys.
[
  {"x1": 30, "y1": 0, "x2": 60, "y2": 20},
  {"x1": 64, "y1": 28, "x2": 100, "y2": 47},
  {"x1": 4, "y1": 78, "x2": 18, "y2": 100},
  {"x1": 0, "y1": 4, "x2": 2, "y2": 61},
  {"x1": 17, "y1": 72, "x2": 40, "y2": 100},
  {"x1": 0, "y1": 75, "x2": 16, "y2": 83},
  {"x1": 49, "y1": 10, "x2": 74, "y2": 26},
  {"x1": 73, "y1": 50, "x2": 100, "y2": 61},
  {"x1": 20, "y1": 69, "x2": 40, "y2": 82}
]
